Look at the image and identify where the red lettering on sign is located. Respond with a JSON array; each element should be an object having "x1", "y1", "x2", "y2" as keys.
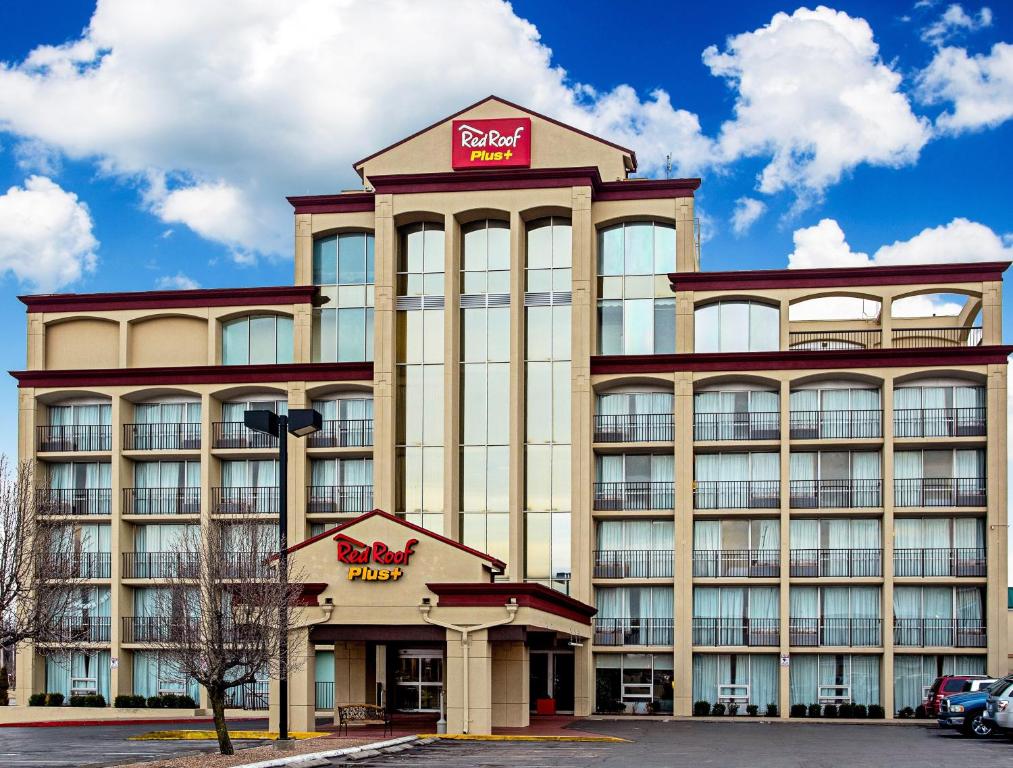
[
  {"x1": 451, "y1": 118, "x2": 531, "y2": 169},
  {"x1": 336, "y1": 537, "x2": 419, "y2": 568}
]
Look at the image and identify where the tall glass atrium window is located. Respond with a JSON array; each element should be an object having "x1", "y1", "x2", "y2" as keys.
[
  {"x1": 222, "y1": 315, "x2": 293, "y2": 365},
  {"x1": 312, "y1": 232, "x2": 374, "y2": 362},
  {"x1": 597, "y1": 221, "x2": 676, "y2": 355},
  {"x1": 396, "y1": 223, "x2": 445, "y2": 533},
  {"x1": 695, "y1": 301, "x2": 779, "y2": 353}
]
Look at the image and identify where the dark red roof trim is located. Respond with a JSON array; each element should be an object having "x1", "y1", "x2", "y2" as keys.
[
  {"x1": 20, "y1": 286, "x2": 317, "y2": 313},
  {"x1": 669, "y1": 261, "x2": 1011, "y2": 292},
  {"x1": 292, "y1": 582, "x2": 328, "y2": 606},
  {"x1": 591, "y1": 345, "x2": 1013, "y2": 375},
  {"x1": 286, "y1": 192, "x2": 376, "y2": 215},
  {"x1": 426, "y1": 582, "x2": 597, "y2": 626},
  {"x1": 10, "y1": 361, "x2": 374, "y2": 388},
  {"x1": 352, "y1": 95, "x2": 638, "y2": 174},
  {"x1": 282, "y1": 509, "x2": 507, "y2": 572}
]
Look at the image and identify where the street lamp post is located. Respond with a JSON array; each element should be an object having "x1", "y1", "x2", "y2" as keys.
[{"x1": 244, "y1": 408, "x2": 322, "y2": 742}]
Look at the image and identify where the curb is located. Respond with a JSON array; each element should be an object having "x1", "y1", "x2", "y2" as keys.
[
  {"x1": 587, "y1": 715, "x2": 933, "y2": 726},
  {"x1": 230, "y1": 735, "x2": 420, "y2": 768},
  {"x1": 419, "y1": 733, "x2": 627, "y2": 742},
  {"x1": 0, "y1": 716, "x2": 266, "y2": 729}
]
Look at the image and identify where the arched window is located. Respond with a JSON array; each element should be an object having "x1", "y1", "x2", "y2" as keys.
[
  {"x1": 312, "y1": 232, "x2": 375, "y2": 362},
  {"x1": 695, "y1": 301, "x2": 779, "y2": 353},
  {"x1": 222, "y1": 315, "x2": 293, "y2": 365}
]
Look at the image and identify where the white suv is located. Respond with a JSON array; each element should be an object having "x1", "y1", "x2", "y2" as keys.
[{"x1": 983, "y1": 675, "x2": 1013, "y2": 735}]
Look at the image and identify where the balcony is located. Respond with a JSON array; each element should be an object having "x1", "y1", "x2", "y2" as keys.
[
  {"x1": 592, "y1": 617, "x2": 674, "y2": 647},
  {"x1": 222, "y1": 552, "x2": 275, "y2": 580},
  {"x1": 122, "y1": 616, "x2": 198, "y2": 644},
  {"x1": 123, "y1": 423, "x2": 201, "y2": 451},
  {"x1": 693, "y1": 480, "x2": 780, "y2": 510},
  {"x1": 789, "y1": 618, "x2": 882, "y2": 647},
  {"x1": 123, "y1": 487, "x2": 200, "y2": 516},
  {"x1": 212, "y1": 422, "x2": 278, "y2": 449},
  {"x1": 593, "y1": 481, "x2": 674, "y2": 511},
  {"x1": 893, "y1": 548, "x2": 987, "y2": 577},
  {"x1": 789, "y1": 329, "x2": 882, "y2": 350},
  {"x1": 37, "y1": 425, "x2": 111, "y2": 453},
  {"x1": 692, "y1": 618, "x2": 780, "y2": 646},
  {"x1": 789, "y1": 479, "x2": 882, "y2": 509},
  {"x1": 212, "y1": 487, "x2": 279, "y2": 515},
  {"x1": 48, "y1": 616, "x2": 111, "y2": 643},
  {"x1": 789, "y1": 410, "x2": 882, "y2": 440},
  {"x1": 894, "y1": 408, "x2": 986, "y2": 438},
  {"x1": 692, "y1": 550, "x2": 780, "y2": 578},
  {"x1": 693, "y1": 412, "x2": 780, "y2": 442},
  {"x1": 594, "y1": 414, "x2": 674, "y2": 443},
  {"x1": 789, "y1": 549, "x2": 882, "y2": 578},
  {"x1": 593, "y1": 550, "x2": 674, "y2": 579},
  {"x1": 894, "y1": 478, "x2": 986, "y2": 507},
  {"x1": 306, "y1": 485, "x2": 374, "y2": 514},
  {"x1": 308, "y1": 419, "x2": 374, "y2": 448},
  {"x1": 892, "y1": 326, "x2": 982, "y2": 348},
  {"x1": 893, "y1": 619, "x2": 986, "y2": 647},
  {"x1": 122, "y1": 552, "x2": 200, "y2": 579},
  {"x1": 37, "y1": 488, "x2": 111, "y2": 516},
  {"x1": 44, "y1": 552, "x2": 111, "y2": 579}
]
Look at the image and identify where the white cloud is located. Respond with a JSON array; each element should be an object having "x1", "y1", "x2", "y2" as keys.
[
  {"x1": 921, "y1": 4, "x2": 992, "y2": 47},
  {"x1": 891, "y1": 294, "x2": 963, "y2": 316},
  {"x1": 703, "y1": 6, "x2": 931, "y2": 207},
  {"x1": 916, "y1": 42, "x2": 1013, "y2": 133},
  {"x1": 730, "y1": 197, "x2": 766, "y2": 235},
  {"x1": 0, "y1": 176, "x2": 98, "y2": 291},
  {"x1": 155, "y1": 272, "x2": 200, "y2": 290}
]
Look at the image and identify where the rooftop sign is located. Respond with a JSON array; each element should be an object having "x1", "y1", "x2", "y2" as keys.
[
  {"x1": 337, "y1": 535, "x2": 418, "y2": 582},
  {"x1": 451, "y1": 117, "x2": 531, "y2": 170}
]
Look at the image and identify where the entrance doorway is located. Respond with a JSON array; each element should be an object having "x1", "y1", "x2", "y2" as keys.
[
  {"x1": 394, "y1": 648, "x2": 443, "y2": 712},
  {"x1": 530, "y1": 651, "x2": 574, "y2": 713}
]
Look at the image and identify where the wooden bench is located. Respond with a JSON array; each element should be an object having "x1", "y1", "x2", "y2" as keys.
[{"x1": 335, "y1": 703, "x2": 392, "y2": 737}]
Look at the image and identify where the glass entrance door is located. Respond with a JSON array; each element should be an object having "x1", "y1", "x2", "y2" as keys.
[
  {"x1": 394, "y1": 649, "x2": 442, "y2": 712},
  {"x1": 530, "y1": 651, "x2": 575, "y2": 713}
]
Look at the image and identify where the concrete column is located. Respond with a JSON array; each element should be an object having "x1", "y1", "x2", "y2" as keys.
[
  {"x1": 779, "y1": 298, "x2": 790, "y2": 352},
  {"x1": 986, "y1": 364, "x2": 1009, "y2": 676},
  {"x1": 675, "y1": 294, "x2": 694, "y2": 354},
  {"x1": 293, "y1": 305, "x2": 312, "y2": 365},
  {"x1": 15, "y1": 389, "x2": 37, "y2": 704},
  {"x1": 443, "y1": 212, "x2": 461, "y2": 539},
  {"x1": 288, "y1": 384, "x2": 309, "y2": 543},
  {"x1": 331, "y1": 641, "x2": 368, "y2": 721},
  {"x1": 372, "y1": 196, "x2": 396, "y2": 513},
  {"x1": 508, "y1": 209, "x2": 525, "y2": 580},
  {"x1": 288, "y1": 635, "x2": 316, "y2": 733},
  {"x1": 445, "y1": 628, "x2": 492, "y2": 735},
  {"x1": 880, "y1": 295, "x2": 893, "y2": 349},
  {"x1": 778, "y1": 378, "x2": 791, "y2": 718},
  {"x1": 109, "y1": 394, "x2": 126, "y2": 699},
  {"x1": 675, "y1": 197, "x2": 696, "y2": 272},
  {"x1": 673, "y1": 373, "x2": 693, "y2": 717},
  {"x1": 574, "y1": 643, "x2": 592, "y2": 717},
  {"x1": 882, "y1": 377, "x2": 895, "y2": 718},
  {"x1": 982, "y1": 282, "x2": 1002, "y2": 345},
  {"x1": 294, "y1": 214, "x2": 313, "y2": 286},
  {"x1": 491, "y1": 641, "x2": 529, "y2": 728},
  {"x1": 27, "y1": 315, "x2": 44, "y2": 370}
]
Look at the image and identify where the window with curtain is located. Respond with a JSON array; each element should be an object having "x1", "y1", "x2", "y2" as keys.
[
  {"x1": 596, "y1": 221, "x2": 676, "y2": 355},
  {"x1": 894, "y1": 384, "x2": 986, "y2": 437},
  {"x1": 788, "y1": 518, "x2": 881, "y2": 577},
  {"x1": 310, "y1": 458, "x2": 373, "y2": 513},
  {"x1": 311, "y1": 396, "x2": 374, "y2": 447},
  {"x1": 790, "y1": 654, "x2": 880, "y2": 706},
  {"x1": 312, "y1": 231, "x2": 375, "y2": 362},
  {"x1": 789, "y1": 451, "x2": 881, "y2": 509},
  {"x1": 893, "y1": 654, "x2": 987, "y2": 712},
  {"x1": 692, "y1": 654, "x2": 778, "y2": 708},
  {"x1": 789, "y1": 387, "x2": 881, "y2": 439},
  {"x1": 790, "y1": 586, "x2": 881, "y2": 645},
  {"x1": 132, "y1": 400, "x2": 201, "y2": 450},
  {"x1": 692, "y1": 519, "x2": 780, "y2": 577},
  {"x1": 595, "y1": 390, "x2": 673, "y2": 442},
  {"x1": 694, "y1": 389, "x2": 780, "y2": 441},
  {"x1": 693, "y1": 452, "x2": 779, "y2": 509},
  {"x1": 46, "y1": 651, "x2": 111, "y2": 701},
  {"x1": 222, "y1": 315, "x2": 293, "y2": 365},
  {"x1": 595, "y1": 653, "x2": 674, "y2": 713},
  {"x1": 894, "y1": 449, "x2": 986, "y2": 507},
  {"x1": 219, "y1": 460, "x2": 278, "y2": 514},
  {"x1": 47, "y1": 400, "x2": 112, "y2": 451},
  {"x1": 693, "y1": 587, "x2": 779, "y2": 646},
  {"x1": 132, "y1": 651, "x2": 200, "y2": 700},
  {"x1": 595, "y1": 453, "x2": 674, "y2": 510},
  {"x1": 894, "y1": 517, "x2": 985, "y2": 576},
  {"x1": 694, "y1": 301, "x2": 779, "y2": 353}
]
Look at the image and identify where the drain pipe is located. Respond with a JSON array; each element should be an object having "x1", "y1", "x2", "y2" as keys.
[{"x1": 419, "y1": 599, "x2": 519, "y2": 734}]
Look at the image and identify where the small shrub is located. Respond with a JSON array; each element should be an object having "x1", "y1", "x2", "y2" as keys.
[
  {"x1": 897, "y1": 706, "x2": 914, "y2": 719},
  {"x1": 746, "y1": 704, "x2": 759, "y2": 716},
  {"x1": 915, "y1": 705, "x2": 928, "y2": 719},
  {"x1": 838, "y1": 703, "x2": 854, "y2": 718},
  {"x1": 807, "y1": 703, "x2": 821, "y2": 718},
  {"x1": 823, "y1": 704, "x2": 838, "y2": 718},
  {"x1": 45, "y1": 692, "x2": 64, "y2": 707},
  {"x1": 28, "y1": 693, "x2": 46, "y2": 706},
  {"x1": 728, "y1": 703, "x2": 739, "y2": 716},
  {"x1": 161, "y1": 693, "x2": 179, "y2": 708},
  {"x1": 790, "y1": 703, "x2": 807, "y2": 718},
  {"x1": 115, "y1": 695, "x2": 146, "y2": 708},
  {"x1": 87, "y1": 694, "x2": 106, "y2": 707},
  {"x1": 146, "y1": 695, "x2": 164, "y2": 709},
  {"x1": 175, "y1": 695, "x2": 196, "y2": 709},
  {"x1": 868, "y1": 704, "x2": 885, "y2": 719},
  {"x1": 711, "y1": 702, "x2": 726, "y2": 716},
  {"x1": 693, "y1": 700, "x2": 711, "y2": 716},
  {"x1": 853, "y1": 704, "x2": 868, "y2": 719},
  {"x1": 69, "y1": 695, "x2": 87, "y2": 707},
  {"x1": 766, "y1": 703, "x2": 778, "y2": 717}
]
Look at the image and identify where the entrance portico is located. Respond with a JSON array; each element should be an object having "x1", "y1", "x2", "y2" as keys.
[{"x1": 269, "y1": 510, "x2": 595, "y2": 735}]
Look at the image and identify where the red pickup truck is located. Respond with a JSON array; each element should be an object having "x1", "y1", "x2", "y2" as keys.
[{"x1": 924, "y1": 675, "x2": 992, "y2": 717}]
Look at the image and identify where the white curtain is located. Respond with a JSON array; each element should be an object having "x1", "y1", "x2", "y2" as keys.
[
  {"x1": 789, "y1": 655, "x2": 817, "y2": 705},
  {"x1": 893, "y1": 388, "x2": 922, "y2": 437},
  {"x1": 693, "y1": 521, "x2": 720, "y2": 577}
]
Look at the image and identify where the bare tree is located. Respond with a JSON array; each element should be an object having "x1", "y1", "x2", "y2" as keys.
[
  {"x1": 145, "y1": 519, "x2": 304, "y2": 755},
  {"x1": 0, "y1": 457, "x2": 90, "y2": 705}
]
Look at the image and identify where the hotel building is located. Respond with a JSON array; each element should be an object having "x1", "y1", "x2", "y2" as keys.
[{"x1": 11, "y1": 96, "x2": 1009, "y2": 731}]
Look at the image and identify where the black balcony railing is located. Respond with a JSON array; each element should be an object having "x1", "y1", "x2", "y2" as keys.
[
  {"x1": 123, "y1": 423, "x2": 202, "y2": 451},
  {"x1": 693, "y1": 412, "x2": 780, "y2": 442},
  {"x1": 212, "y1": 422, "x2": 278, "y2": 449},
  {"x1": 789, "y1": 410, "x2": 882, "y2": 440},
  {"x1": 693, "y1": 480, "x2": 780, "y2": 509},
  {"x1": 123, "y1": 487, "x2": 200, "y2": 516},
  {"x1": 894, "y1": 408, "x2": 987, "y2": 438},
  {"x1": 308, "y1": 419, "x2": 374, "y2": 448},
  {"x1": 893, "y1": 547, "x2": 987, "y2": 577},
  {"x1": 593, "y1": 481, "x2": 674, "y2": 511},
  {"x1": 226, "y1": 681, "x2": 269, "y2": 710},
  {"x1": 893, "y1": 619, "x2": 986, "y2": 647},
  {"x1": 122, "y1": 552, "x2": 200, "y2": 579},
  {"x1": 306, "y1": 485, "x2": 374, "y2": 514},
  {"x1": 892, "y1": 326, "x2": 983, "y2": 349},
  {"x1": 122, "y1": 616, "x2": 199, "y2": 644},
  {"x1": 48, "y1": 616, "x2": 111, "y2": 643},
  {"x1": 37, "y1": 488, "x2": 111, "y2": 516},
  {"x1": 592, "y1": 618, "x2": 674, "y2": 647},
  {"x1": 789, "y1": 618, "x2": 882, "y2": 647},
  {"x1": 692, "y1": 618, "x2": 780, "y2": 646},
  {"x1": 593, "y1": 550, "x2": 674, "y2": 579},
  {"x1": 789, "y1": 549, "x2": 882, "y2": 578},
  {"x1": 45, "y1": 552, "x2": 111, "y2": 579},
  {"x1": 594, "y1": 414, "x2": 674, "y2": 443},
  {"x1": 789, "y1": 479, "x2": 882, "y2": 509},
  {"x1": 212, "y1": 487, "x2": 280, "y2": 515},
  {"x1": 692, "y1": 549, "x2": 780, "y2": 578},
  {"x1": 222, "y1": 552, "x2": 275, "y2": 580},
  {"x1": 37, "y1": 425, "x2": 111, "y2": 452},
  {"x1": 894, "y1": 478, "x2": 986, "y2": 507},
  {"x1": 789, "y1": 329, "x2": 882, "y2": 350},
  {"x1": 315, "y1": 681, "x2": 334, "y2": 710}
]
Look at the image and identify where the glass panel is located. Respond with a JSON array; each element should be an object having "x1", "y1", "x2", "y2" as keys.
[
  {"x1": 338, "y1": 234, "x2": 366, "y2": 285},
  {"x1": 313, "y1": 236, "x2": 337, "y2": 284},
  {"x1": 249, "y1": 316, "x2": 275, "y2": 365},
  {"x1": 222, "y1": 318, "x2": 249, "y2": 365}
]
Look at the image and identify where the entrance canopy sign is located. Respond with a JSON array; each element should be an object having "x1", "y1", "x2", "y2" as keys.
[
  {"x1": 337, "y1": 534, "x2": 418, "y2": 582},
  {"x1": 451, "y1": 117, "x2": 531, "y2": 169}
]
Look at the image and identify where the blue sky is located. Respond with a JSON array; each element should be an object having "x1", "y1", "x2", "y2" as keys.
[{"x1": 0, "y1": 2, "x2": 1011, "y2": 573}]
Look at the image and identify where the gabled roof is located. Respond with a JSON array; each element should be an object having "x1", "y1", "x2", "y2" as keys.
[
  {"x1": 352, "y1": 95, "x2": 637, "y2": 177},
  {"x1": 281, "y1": 508, "x2": 508, "y2": 571}
]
